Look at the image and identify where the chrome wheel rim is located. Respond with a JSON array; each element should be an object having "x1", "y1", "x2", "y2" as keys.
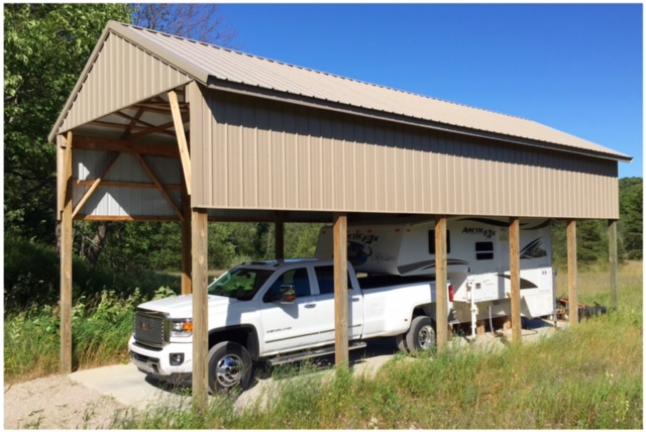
[
  {"x1": 216, "y1": 354, "x2": 243, "y2": 388},
  {"x1": 418, "y1": 325, "x2": 435, "y2": 349}
]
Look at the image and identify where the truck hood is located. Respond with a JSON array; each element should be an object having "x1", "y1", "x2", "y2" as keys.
[{"x1": 136, "y1": 294, "x2": 236, "y2": 319}]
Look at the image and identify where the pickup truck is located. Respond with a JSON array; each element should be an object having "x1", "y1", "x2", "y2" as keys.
[{"x1": 128, "y1": 259, "x2": 452, "y2": 392}]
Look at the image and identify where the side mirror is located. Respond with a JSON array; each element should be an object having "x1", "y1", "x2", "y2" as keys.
[{"x1": 279, "y1": 285, "x2": 296, "y2": 304}]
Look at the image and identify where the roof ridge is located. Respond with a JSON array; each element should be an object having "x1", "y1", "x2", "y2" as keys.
[{"x1": 116, "y1": 21, "x2": 531, "y2": 122}]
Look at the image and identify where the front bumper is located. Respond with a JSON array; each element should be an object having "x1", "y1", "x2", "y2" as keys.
[{"x1": 128, "y1": 335, "x2": 193, "y2": 377}]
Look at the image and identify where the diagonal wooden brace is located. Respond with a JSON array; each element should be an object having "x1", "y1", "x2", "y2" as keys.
[
  {"x1": 71, "y1": 152, "x2": 120, "y2": 219},
  {"x1": 168, "y1": 90, "x2": 192, "y2": 196}
]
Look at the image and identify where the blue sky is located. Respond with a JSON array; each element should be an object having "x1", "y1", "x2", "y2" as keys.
[{"x1": 219, "y1": 3, "x2": 642, "y2": 178}]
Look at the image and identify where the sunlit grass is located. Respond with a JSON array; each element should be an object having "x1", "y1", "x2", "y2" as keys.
[{"x1": 110, "y1": 262, "x2": 642, "y2": 429}]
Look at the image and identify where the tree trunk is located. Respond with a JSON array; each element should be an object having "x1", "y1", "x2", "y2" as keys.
[{"x1": 86, "y1": 222, "x2": 109, "y2": 268}]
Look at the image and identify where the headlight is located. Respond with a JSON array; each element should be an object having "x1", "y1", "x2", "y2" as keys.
[{"x1": 170, "y1": 319, "x2": 193, "y2": 337}]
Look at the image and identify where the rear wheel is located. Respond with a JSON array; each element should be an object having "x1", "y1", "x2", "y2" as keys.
[
  {"x1": 207, "y1": 341, "x2": 253, "y2": 393},
  {"x1": 405, "y1": 316, "x2": 436, "y2": 351}
]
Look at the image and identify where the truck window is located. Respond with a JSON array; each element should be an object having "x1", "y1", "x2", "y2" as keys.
[
  {"x1": 475, "y1": 242, "x2": 494, "y2": 260},
  {"x1": 208, "y1": 268, "x2": 274, "y2": 301},
  {"x1": 262, "y1": 268, "x2": 312, "y2": 303},
  {"x1": 428, "y1": 230, "x2": 451, "y2": 255},
  {"x1": 314, "y1": 266, "x2": 353, "y2": 295}
]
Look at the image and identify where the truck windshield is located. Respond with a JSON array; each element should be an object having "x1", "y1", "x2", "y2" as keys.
[{"x1": 208, "y1": 268, "x2": 274, "y2": 301}]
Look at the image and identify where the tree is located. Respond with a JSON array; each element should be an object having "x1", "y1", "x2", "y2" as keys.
[
  {"x1": 619, "y1": 177, "x2": 643, "y2": 260},
  {"x1": 130, "y1": 3, "x2": 236, "y2": 45},
  {"x1": 4, "y1": 4, "x2": 132, "y2": 244}
]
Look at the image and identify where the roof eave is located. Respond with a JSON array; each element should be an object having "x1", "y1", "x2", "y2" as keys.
[{"x1": 205, "y1": 77, "x2": 633, "y2": 163}]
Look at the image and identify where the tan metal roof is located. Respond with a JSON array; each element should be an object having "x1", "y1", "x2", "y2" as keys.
[{"x1": 51, "y1": 21, "x2": 631, "y2": 162}]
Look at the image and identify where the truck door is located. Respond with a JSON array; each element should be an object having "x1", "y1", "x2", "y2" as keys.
[
  {"x1": 311, "y1": 264, "x2": 364, "y2": 344},
  {"x1": 258, "y1": 267, "x2": 323, "y2": 354}
]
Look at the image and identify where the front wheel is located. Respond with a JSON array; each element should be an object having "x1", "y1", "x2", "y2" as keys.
[
  {"x1": 207, "y1": 341, "x2": 253, "y2": 393},
  {"x1": 405, "y1": 316, "x2": 436, "y2": 352}
]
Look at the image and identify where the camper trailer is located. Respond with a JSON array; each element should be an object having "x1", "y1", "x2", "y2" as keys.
[{"x1": 315, "y1": 217, "x2": 556, "y2": 334}]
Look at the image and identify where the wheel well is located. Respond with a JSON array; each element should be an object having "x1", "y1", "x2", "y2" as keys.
[
  {"x1": 412, "y1": 306, "x2": 436, "y2": 327},
  {"x1": 208, "y1": 326, "x2": 259, "y2": 360}
]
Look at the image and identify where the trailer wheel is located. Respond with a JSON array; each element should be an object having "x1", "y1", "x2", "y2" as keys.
[
  {"x1": 405, "y1": 316, "x2": 436, "y2": 351},
  {"x1": 208, "y1": 341, "x2": 253, "y2": 393},
  {"x1": 395, "y1": 333, "x2": 408, "y2": 353}
]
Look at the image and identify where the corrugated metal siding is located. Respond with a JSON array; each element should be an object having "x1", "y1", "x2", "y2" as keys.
[
  {"x1": 73, "y1": 150, "x2": 182, "y2": 217},
  {"x1": 59, "y1": 31, "x2": 193, "y2": 133},
  {"x1": 118, "y1": 22, "x2": 628, "y2": 161},
  {"x1": 192, "y1": 88, "x2": 619, "y2": 220}
]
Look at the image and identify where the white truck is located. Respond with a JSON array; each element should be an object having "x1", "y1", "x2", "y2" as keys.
[
  {"x1": 129, "y1": 259, "x2": 451, "y2": 392},
  {"x1": 129, "y1": 216, "x2": 555, "y2": 392}
]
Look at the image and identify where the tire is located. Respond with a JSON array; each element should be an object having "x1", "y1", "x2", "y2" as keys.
[
  {"x1": 395, "y1": 333, "x2": 409, "y2": 353},
  {"x1": 405, "y1": 316, "x2": 436, "y2": 352},
  {"x1": 207, "y1": 341, "x2": 253, "y2": 393}
]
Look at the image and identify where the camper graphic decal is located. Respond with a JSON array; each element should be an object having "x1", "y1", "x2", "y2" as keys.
[
  {"x1": 347, "y1": 241, "x2": 372, "y2": 265},
  {"x1": 398, "y1": 259, "x2": 469, "y2": 274},
  {"x1": 520, "y1": 238, "x2": 547, "y2": 259},
  {"x1": 462, "y1": 227, "x2": 496, "y2": 238}
]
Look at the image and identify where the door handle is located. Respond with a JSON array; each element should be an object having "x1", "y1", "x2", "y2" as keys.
[
  {"x1": 305, "y1": 304, "x2": 316, "y2": 309},
  {"x1": 352, "y1": 297, "x2": 360, "y2": 302}
]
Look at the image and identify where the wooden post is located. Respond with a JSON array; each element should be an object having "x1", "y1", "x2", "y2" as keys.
[
  {"x1": 509, "y1": 217, "x2": 522, "y2": 343},
  {"x1": 191, "y1": 208, "x2": 208, "y2": 410},
  {"x1": 333, "y1": 213, "x2": 349, "y2": 366},
  {"x1": 476, "y1": 320, "x2": 486, "y2": 336},
  {"x1": 608, "y1": 220, "x2": 619, "y2": 309},
  {"x1": 435, "y1": 216, "x2": 448, "y2": 351},
  {"x1": 567, "y1": 220, "x2": 579, "y2": 325},
  {"x1": 181, "y1": 185, "x2": 192, "y2": 295},
  {"x1": 60, "y1": 132, "x2": 73, "y2": 374},
  {"x1": 275, "y1": 221, "x2": 285, "y2": 260}
]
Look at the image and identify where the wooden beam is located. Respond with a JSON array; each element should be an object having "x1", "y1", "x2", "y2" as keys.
[
  {"x1": 128, "y1": 120, "x2": 177, "y2": 140},
  {"x1": 74, "y1": 136, "x2": 179, "y2": 158},
  {"x1": 134, "y1": 154, "x2": 184, "y2": 222},
  {"x1": 60, "y1": 132, "x2": 73, "y2": 374},
  {"x1": 275, "y1": 221, "x2": 285, "y2": 260},
  {"x1": 89, "y1": 120, "x2": 133, "y2": 130},
  {"x1": 181, "y1": 184, "x2": 192, "y2": 295},
  {"x1": 132, "y1": 104, "x2": 188, "y2": 115},
  {"x1": 119, "y1": 107, "x2": 146, "y2": 139},
  {"x1": 168, "y1": 90, "x2": 192, "y2": 195},
  {"x1": 76, "y1": 215, "x2": 179, "y2": 221},
  {"x1": 509, "y1": 217, "x2": 522, "y2": 343},
  {"x1": 333, "y1": 212, "x2": 349, "y2": 366},
  {"x1": 608, "y1": 220, "x2": 619, "y2": 309},
  {"x1": 567, "y1": 220, "x2": 578, "y2": 325},
  {"x1": 192, "y1": 208, "x2": 209, "y2": 411},
  {"x1": 74, "y1": 179, "x2": 182, "y2": 191},
  {"x1": 434, "y1": 215, "x2": 448, "y2": 351},
  {"x1": 71, "y1": 153, "x2": 120, "y2": 219}
]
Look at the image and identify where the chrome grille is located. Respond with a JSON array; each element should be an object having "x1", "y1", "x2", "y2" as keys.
[{"x1": 133, "y1": 310, "x2": 168, "y2": 347}]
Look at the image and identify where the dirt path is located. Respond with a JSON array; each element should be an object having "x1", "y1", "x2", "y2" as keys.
[{"x1": 4, "y1": 374, "x2": 126, "y2": 430}]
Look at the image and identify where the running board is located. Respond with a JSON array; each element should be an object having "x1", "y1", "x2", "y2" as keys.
[{"x1": 266, "y1": 342, "x2": 367, "y2": 366}]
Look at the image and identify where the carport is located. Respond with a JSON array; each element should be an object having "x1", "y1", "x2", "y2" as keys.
[{"x1": 50, "y1": 21, "x2": 631, "y2": 409}]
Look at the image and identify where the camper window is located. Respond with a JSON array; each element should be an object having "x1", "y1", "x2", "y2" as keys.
[
  {"x1": 428, "y1": 230, "x2": 451, "y2": 255},
  {"x1": 475, "y1": 242, "x2": 494, "y2": 260}
]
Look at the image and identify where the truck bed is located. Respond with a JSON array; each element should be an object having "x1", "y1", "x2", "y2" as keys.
[{"x1": 358, "y1": 274, "x2": 435, "y2": 290}]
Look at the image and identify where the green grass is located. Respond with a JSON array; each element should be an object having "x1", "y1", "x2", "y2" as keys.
[{"x1": 108, "y1": 262, "x2": 642, "y2": 429}]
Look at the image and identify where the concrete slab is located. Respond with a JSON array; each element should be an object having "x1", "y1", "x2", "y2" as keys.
[{"x1": 69, "y1": 363, "x2": 189, "y2": 411}]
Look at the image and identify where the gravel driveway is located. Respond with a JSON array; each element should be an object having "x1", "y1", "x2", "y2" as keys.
[{"x1": 4, "y1": 375, "x2": 126, "y2": 429}]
